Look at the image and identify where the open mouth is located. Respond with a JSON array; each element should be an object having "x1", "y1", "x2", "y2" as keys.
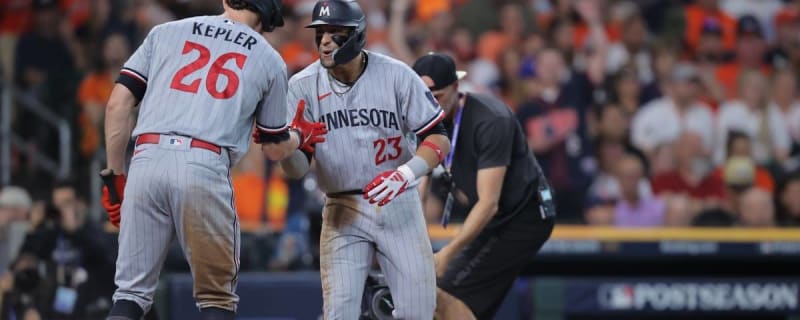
[{"x1": 321, "y1": 49, "x2": 334, "y2": 58}]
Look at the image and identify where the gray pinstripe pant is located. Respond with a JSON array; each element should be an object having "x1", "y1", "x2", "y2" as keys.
[
  {"x1": 113, "y1": 135, "x2": 240, "y2": 313},
  {"x1": 320, "y1": 190, "x2": 436, "y2": 319}
]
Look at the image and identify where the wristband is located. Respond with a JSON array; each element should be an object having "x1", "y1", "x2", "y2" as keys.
[{"x1": 420, "y1": 141, "x2": 444, "y2": 164}]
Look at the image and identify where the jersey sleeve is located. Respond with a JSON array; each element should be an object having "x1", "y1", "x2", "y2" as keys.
[
  {"x1": 285, "y1": 79, "x2": 313, "y2": 124},
  {"x1": 400, "y1": 70, "x2": 445, "y2": 135},
  {"x1": 256, "y1": 63, "x2": 289, "y2": 136},
  {"x1": 116, "y1": 27, "x2": 157, "y2": 101},
  {"x1": 476, "y1": 117, "x2": 515, "y2": 169}
]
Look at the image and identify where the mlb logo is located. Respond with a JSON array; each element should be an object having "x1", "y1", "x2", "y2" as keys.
[{"x1": 169, "y1": 138, "x2": 183, "y2": 146}]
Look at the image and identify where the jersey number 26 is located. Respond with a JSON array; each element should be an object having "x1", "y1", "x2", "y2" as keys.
[{"x1": 170, "y1": 41, "x2": 247, "y2": 99}]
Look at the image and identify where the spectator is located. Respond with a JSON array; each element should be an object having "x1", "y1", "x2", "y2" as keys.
[
  {"x1": 650, "y1": 142, "x2": 677, "y2": 177},
  {"x1": 517, "y1": 48, "x2": 595, "y2": 222},
  {"x1": 694, "y1": 17, "x2": 729, "y2": 107},
  {"x1": 0, "y1": 0, "x2": 33, "y2": 84},
  {"x1": 0, "y1": 187, "x2": 33, "y2": 277},
  {"x1": 711, "y1": 131, "x2": 775, "y2": 193},
  {"x1": 17, "y1": 185, "x2": 115, "y2": 319},
  {"x1": 76, "y1": 32, "x2": 131, "y2": 159},
  {"x1": 715, "y1": 15, "x2": 771, "y2": 99},
  {"x1": 231, "y1": 144, "x2": 267, "y2": 229},
  {"x1": 769, "y1": 5, "x2": 800, "y2": 70},
  {"x1": 584, "y1": 203, "x2": 615, "y2": 226},
  {"x1": 605, "y1": 4, "x2": 654, "y2": 84},
  {"x1": 476, "y1": 3, "x2": 527, "y2": 65},
  {"x1": 769, "y1": 70, "x2": 800, "y2": 155},
  {"x1": 738, "y1": 187, "x2": 776, "y2": 227},
  {"x1": 607, "y1": 65, "x2": 645, "y2": 116},
  {"x1": 776, "y1": 171, "x2": 800, "y2": 226},
  {"x1": 631, "y1": 63, "x2": 715, "y2": 155},
  {"x1": 15, "y1": 0, "x2": 83, "y2": 90},
  {"x1": 587, "y1": 137, "x2": 627, "y2": 205},
  {"x1": 716, "y1": 70, "x2": 791, "y2": 167},
  {"x1": 684, "y1": 0, "x2": 737, "y2": 54},
  {"x1": 614, "y1": 154, "x2": 666, "y2": 227},
  {"x1": 651, "y1": 132, "x2": 726, "y2": 215}
]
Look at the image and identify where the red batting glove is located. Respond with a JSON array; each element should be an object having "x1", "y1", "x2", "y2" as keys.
[
  {"x1": 290, "y1": 100, "x2": 327, "y2": 153},
  {"x1": 363, "y1": 168, "x2": 413, "y2": 206},
  {"x1": 100, "y1": 173, "x2": 126, "y2": 228}
]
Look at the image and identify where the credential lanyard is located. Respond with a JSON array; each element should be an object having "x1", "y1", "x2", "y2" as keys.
[
  {"x1": 444, "y1": 105, "x2": 464, "y2": 170},
  {"x1": 441, "y1": 104, "x2": 464, "y2": 227}
]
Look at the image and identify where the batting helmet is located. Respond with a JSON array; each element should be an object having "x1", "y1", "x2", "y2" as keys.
[
  {"x1": 242, "y1": 0, "x2": 284, "y2": 32},
  {"x1": 306, "y1": 0, "x2": 366, "y2": 66}
]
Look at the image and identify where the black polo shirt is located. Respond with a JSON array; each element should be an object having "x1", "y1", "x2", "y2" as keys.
[{"x1": 445, "y1": 93, "x2": 543, "y2": 228}]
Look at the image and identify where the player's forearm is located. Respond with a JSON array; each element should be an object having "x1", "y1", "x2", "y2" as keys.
[
  {"x1": 445, "y1": 200, "x2": 499, "y2": 254},
  {"x1": 261, "y1": 130, "x2": 301, "y2": 161},
  {"x1": 104, "y1": 86, "x2": 138, "y2": 173},
  {"x1": 417, "y1": 134, "x2": 450, "y2": 170},
  {"x1": 279, "y1": 149, "x2": 311, "y2": 179}
]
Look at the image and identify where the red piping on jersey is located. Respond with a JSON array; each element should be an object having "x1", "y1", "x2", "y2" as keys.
[{"x1": 415, "y1": 110, "x2": 445, "y2": 136}]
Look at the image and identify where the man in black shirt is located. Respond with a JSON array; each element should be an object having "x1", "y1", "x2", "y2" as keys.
[{"x1": 413, "y1": 53, "x2": 555, "y2": 319}]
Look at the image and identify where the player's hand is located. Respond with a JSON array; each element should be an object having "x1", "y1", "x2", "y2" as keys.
[
  {"x1": 100, "y1": 169, "x2": 126, "y2": 228},
  {"x1": 291, "y1": 99, "x2": 327, "y2": 152},
  {"x1": 434, "y1": 248, "x2": 454, "y2": 278},
  {"x1": 363, "y1": 167, "x2": 414, "y2": 206}
]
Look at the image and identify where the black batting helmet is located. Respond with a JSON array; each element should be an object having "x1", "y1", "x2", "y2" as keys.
[
  {"x1": 306, "y1": 0, "x2": 366, "y2": 66},
  {"x1": 242, "y1": 0, "x2": 284, "y2": 32}
]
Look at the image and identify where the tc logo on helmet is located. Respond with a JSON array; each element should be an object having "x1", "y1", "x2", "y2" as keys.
[{"x1": 320, "y1": 6, "x2": 330, "y2": 16}]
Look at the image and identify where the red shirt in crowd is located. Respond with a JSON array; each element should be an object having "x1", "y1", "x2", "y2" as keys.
[{"x1": 651, "y1": 171, "x2": 727, "y2": 200}]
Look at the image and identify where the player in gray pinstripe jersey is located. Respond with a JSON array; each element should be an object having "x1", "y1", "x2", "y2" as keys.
[
  {"x1": 279, "y1": 1, "x2": 450, "y2": 318},
  {"x1": 98, "y1": 1, "x2": 326, "y2": 320}
]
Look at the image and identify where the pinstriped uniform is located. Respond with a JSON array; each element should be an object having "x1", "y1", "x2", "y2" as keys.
[
  {"x1": 288, "y1": 52, "x2": 443, "y2": 319},
  {"x1": 113, "y1": 15, "x2": 287, "y2": 313}
]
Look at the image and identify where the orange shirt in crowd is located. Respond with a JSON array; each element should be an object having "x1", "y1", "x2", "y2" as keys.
[
  {"x1": 233, "y1": 173, "x2": 266, "y2": 228},
  {"x1": 477, "y1": 31, "x2": 510, "y2": 62},
  {"x1": 59, "y1": 0, "x2": 89, "y2": 29},
  {"x1": 232, "y1": 172, "x2": 288, "y2": 231},
  {"x1": 280, "y1": 41, "x2": 318, "y2": 73},
  {"x1": 77, "y1": 71, "x2": 113, "y2": 157},
  {"x1": 684, "y1": 4, "x2": 737, "y2": 52},
  {"x1": 715, "y1": 63, "x2": 771, "y2": 99},
  {"x1": 0, "y1": 0, "x2": 32, "y2": 35},
  {"x1": 711, "y1": 166, "x2": 775, "y2": 193},
  {"x1": 415, "y1": 0, "x2": 450, "y2": 23}
]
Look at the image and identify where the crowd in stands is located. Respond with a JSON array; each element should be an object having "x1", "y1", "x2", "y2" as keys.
[{"x1": 2, "y1": 0, "x2": 800, "y2": 299}]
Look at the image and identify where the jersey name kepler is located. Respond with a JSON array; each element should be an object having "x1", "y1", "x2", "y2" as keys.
[
  {"x1": 317, "y1": 108, "x2": 400, "y2": 131},
  {"x1": 192, "y1": 22, "x2": 258, "y2": 50}
]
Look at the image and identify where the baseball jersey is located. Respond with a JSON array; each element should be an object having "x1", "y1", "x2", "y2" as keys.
[
  {"x1": 122, "y1": 15, "x2": 288, "y2": 165},
  {"x1": 287, "y1": 52, "x2": 444, "y2": 193}
]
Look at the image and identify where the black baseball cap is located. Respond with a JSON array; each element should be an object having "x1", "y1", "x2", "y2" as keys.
[
  {"x1": 737, "y1": 15, "x2": 763, "y2": 38},
  {"x1": 412, "y1": 52, "x2": 467, "y2": 91}
]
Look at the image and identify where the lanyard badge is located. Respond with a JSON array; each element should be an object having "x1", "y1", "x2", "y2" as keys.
[{"x1": 440, "y1": 105, "x2": 464, "y2": 228}]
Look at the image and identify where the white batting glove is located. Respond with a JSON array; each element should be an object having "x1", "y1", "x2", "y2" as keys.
[{"x1": 363, "y1": 165, "x2": 415, "y2": 206}]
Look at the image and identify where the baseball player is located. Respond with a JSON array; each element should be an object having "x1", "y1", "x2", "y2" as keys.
[
  {"x1": 412, "y1": 53, "x2": 556, "y2": 319},
  {"x1": 98, "y1": 1, "x2": 326, "y2": 320},
  {"x1": 278, "y1": 1, "x2": 450, "y2": 318}
]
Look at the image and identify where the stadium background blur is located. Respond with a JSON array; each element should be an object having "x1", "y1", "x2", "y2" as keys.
[{"x1": 1, "y1": 0, "x2": 800, "y2": 319}]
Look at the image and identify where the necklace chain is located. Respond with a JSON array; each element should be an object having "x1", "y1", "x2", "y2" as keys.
[{"x1": 327, "y1": 53, "x2": 366, "y2": 96}]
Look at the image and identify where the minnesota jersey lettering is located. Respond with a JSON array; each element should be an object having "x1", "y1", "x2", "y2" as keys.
[{"x1": 317, "y1": 108, "x2": 400, "y2": 131}]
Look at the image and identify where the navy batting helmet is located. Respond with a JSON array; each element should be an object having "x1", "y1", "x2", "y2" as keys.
[
  {"x1": 242, "y1": 0, "x2": 284, "y2": 32},
  {"x1": 306, "y1": 0, "x2": 366, "y2": 66}
]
